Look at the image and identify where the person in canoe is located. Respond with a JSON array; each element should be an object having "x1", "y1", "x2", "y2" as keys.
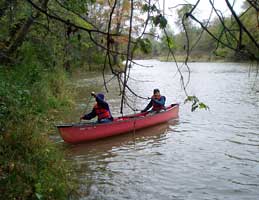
[
  {"x1": 141, "y1": 89, "x2": 166, "y2": 113},
  {"x1": 80, "y1": 92, "x2": 113, "y2": 123}
]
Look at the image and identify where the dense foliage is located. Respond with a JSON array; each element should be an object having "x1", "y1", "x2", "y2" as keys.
[
  {"x1": 0, "y1": 1, "x2": 78, "y2": 199},
  {"x1": 0, "y1": 49, "x2": 75, "y2": 199},
  {"x1": 149, "y1": 2, "x2": 259, "y2": 62}
]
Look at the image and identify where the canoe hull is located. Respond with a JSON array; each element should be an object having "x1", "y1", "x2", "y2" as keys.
[{"x1": 57, "y1": 104, "x2": 179, "y2": 144}]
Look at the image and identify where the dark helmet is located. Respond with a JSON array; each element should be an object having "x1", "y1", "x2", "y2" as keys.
[{"x1": 97, "y1": 93, "x2": 104, "y2": 100}]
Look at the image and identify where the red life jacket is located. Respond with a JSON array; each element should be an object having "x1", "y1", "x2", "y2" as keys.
[
  {"x1": 94, "y1": 104, "x2": 111, "y2": 120},
  {"x1": 152, "y1": 95, "x2": 164, "y2": 111}
]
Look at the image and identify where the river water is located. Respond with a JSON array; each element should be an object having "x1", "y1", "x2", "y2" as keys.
[{"x1": 60, "y1": 60, "x2": 259, "y2": 200}]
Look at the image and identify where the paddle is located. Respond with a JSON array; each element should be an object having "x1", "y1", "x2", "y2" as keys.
[{"x1": 79, "y1": 92, "x2": 95, "y2": 122}]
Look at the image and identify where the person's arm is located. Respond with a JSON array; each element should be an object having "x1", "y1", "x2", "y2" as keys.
[
  {"x1": 141, "y1": 100, "x2": 153, "y2": 112},
  {"x1": 81, "y1": 108, "x2": 96, "y2": 120},
  {"x1": 152, "y1": 96, "x2": 166, "y2": 106}
]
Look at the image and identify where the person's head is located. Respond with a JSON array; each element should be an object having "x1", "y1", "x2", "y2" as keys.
[
  {"x1": 153, "y1": 89, "x2": 160, "y2": 99},
  {"x1": 97, "y1": 93, "x2": 104, "y2": 100}
]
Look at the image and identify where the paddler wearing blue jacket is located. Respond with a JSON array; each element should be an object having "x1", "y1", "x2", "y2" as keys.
[
  {"x1": 80, "y1": 92, "x2": 113, "y2": 123},
  {"x1": 141, "y1": 89, "x2": 166, "y2": 113}
]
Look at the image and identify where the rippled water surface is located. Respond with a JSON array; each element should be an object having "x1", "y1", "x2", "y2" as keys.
[{"x1": 61, "y1": 61, "x2": 259, "y2": 200}]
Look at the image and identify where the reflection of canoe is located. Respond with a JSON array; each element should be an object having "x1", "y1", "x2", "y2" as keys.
[
  {"x1": 67, "y1": 122, "x2": 175, "y2": 157},
  {"x1": 57, "y1": 104, "x2": 179, "y2": 144}
]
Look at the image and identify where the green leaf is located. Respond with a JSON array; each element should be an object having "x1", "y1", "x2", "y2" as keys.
[
  {"x1": 35, "y1": 193, "x2": 43, "y2": 200},
  {"x1": 159, "y1": 16, "x2": 167, "y2": 29},
  {"x1": 142, "y1": 4, "x2": 149, "y2": 12},
  {"x1": 184, "y1": 95, "x2": 199, "y2": 103},
  {"x1": 167, "y1": 36, "x2": 174, "y2": 49},
  {"x1": 184, "y1": 96, "x2": 208, "y2": 112},
  {"x1": 151, "y1": 4, "x2": 157, "y2": 11},
  {"x1": 139, "y1": 38, "x2": 152, "y2": 54},
  {"x1": 152, "y1": 16, "x2": 159, "y2": 26},
  {"x1": 199, "y1": 102, "x2": 209, "y2": 110},
  {"x1": 151, "y1": 15, "x2": 168, "y2": 29}
]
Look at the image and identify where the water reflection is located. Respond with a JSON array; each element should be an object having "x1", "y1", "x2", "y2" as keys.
[
  {"x1": 66, "y1": 120, "x2": 177, "y2": 158},
  {"x1": 65, "y1": 120, "x2": 178, "y2": 199}
]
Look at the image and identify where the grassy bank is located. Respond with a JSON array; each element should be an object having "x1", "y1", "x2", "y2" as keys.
[
  {"x1": 0, "y1": 48, "x2": 76, "y2": 199},
  {"x1": 156, "y1": 51, "x2": 252, "y2": 63}
]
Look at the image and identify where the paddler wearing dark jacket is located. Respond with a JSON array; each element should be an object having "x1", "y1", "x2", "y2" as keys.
[
  {"x1": 80, "y1": 92, "x2": 113, "y2": 123},
  {"x1": 141, "y1": 89, "x2": 166, "y2": 113}
]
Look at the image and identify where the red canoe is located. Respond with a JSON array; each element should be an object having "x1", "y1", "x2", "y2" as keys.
[{"x1": 57, "y1": 104, "x2": 179, "y2": 144}]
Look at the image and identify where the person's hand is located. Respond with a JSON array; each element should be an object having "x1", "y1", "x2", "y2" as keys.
[{"x1": 91, "y1": 91, "x2": 96, "y2": 97}]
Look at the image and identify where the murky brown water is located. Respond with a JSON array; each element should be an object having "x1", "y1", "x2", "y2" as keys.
[{"x1": 58, "y1": 60, "x2": 259, "y2": 200}]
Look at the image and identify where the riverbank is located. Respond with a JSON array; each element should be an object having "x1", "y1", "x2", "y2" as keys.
[
  {"x1": 158, "y1": 54, "x2": 223, "y2": 62},
  {"x1": 0, "y1": 62, "x2": 76, "y2": 199},
  {"x1": 138, "y1": 53, "x2": 252, "y2": 63}
]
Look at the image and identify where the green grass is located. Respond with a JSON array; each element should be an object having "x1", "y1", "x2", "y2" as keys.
[{"x1": 0, "y1": 44, "x2": 76, "y2": 199}]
